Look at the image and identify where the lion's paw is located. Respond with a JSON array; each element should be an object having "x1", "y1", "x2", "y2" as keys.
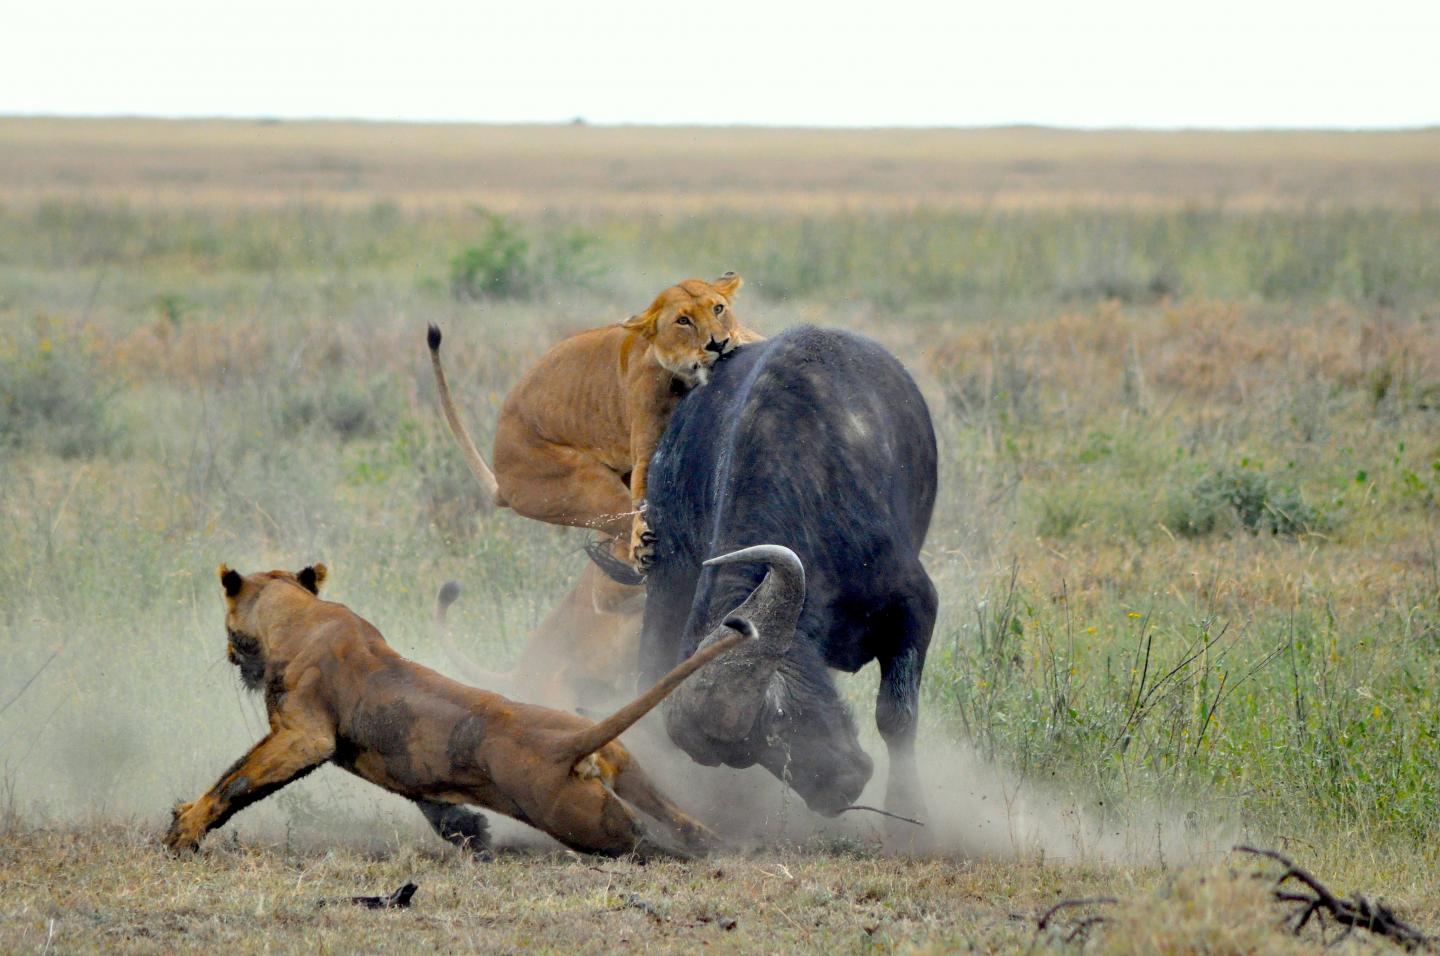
[
  {"x1": 628, "y1": 511, "x2": 656, "y2": 573},
  {"x1": 163, "y1": 801, "x2": 205, "y2": 855}
]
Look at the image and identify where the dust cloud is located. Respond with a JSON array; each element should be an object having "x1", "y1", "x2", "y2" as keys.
[{"x1": 0, "y1": 605, "x2": 1222, "y2": 867}]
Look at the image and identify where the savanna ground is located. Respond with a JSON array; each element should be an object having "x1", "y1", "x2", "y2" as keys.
[{"x1": 2, "y1": 118, "x2": 1439, "y2": 952}]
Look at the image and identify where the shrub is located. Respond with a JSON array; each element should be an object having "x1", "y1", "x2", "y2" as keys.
[
  {"x1": 449, "y1": 211, "x2": 603, "y2": 301},
  {"x1": 279, "y1": 377, "x2": 391, "y2": 442},
  {"x1": 1167, "y1": 464, "x2": 1328, "y2": 537},
  {"x1": 450, "y1": 211, "x2": 532, "y2": 300},
  {"x1": 0, "y1": 344, "x2": 117, "y2": 458}
]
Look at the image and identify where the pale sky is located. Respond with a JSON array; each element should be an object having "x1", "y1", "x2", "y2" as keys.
[{"x1": 3, "y1": 0, "x2": 1437, "y2": 128}]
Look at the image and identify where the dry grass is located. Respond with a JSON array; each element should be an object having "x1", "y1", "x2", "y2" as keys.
[
  {"x1": 4, "y1": 824, "x2": 1436, "y2": 955},
  {"x1": 3, "y1": 119, "x2": 1440, "y2": 953},
  {"x1": 3, "y1": 117, "x2": 1440, "y2": 212}
]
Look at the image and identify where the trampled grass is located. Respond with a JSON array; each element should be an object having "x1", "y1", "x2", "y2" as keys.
[
  {"x1": 3, "y1": 825, "x2": 1437, "y2": 954},
  {"x1": 2, "y1": 118, "x2": 1439, "y2": 953}
]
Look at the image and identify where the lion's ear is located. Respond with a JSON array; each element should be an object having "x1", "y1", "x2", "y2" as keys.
[
  {"x1": 297, "y1": 563, "x2": 328, "y2": 595},
  {"x1": 219, "y1": 565, "x2": 243, "y2": 598},
  {"x1": 622, "y1": 308, "x2": 658, "y2": 338},
  {"x1": 713, "y1": 271, "x2": 743, "y2": 298}
]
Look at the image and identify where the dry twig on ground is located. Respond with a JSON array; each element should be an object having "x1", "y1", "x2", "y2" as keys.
[
  {"x1": 1235, "y1": 845, "x2": 1434, "y2": 951},
  {"x1": 1035, "y1": 896, "x2": 1119, "y2": 946},
  {"x1": 318, "y1": 881, "x2": 418, "y2": 910}
]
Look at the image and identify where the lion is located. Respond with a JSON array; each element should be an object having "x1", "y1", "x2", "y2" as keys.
[
  {"x1": 434, "y1": 570, "x2": 636, "y2": 711},
  {"x1": 163, "y1": 561, "x2": 757, "y2": 859},
  {"x1": 428, "y1": 273, "x2": 760, "y2": 584}
]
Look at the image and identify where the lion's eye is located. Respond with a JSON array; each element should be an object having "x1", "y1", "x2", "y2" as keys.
[
  {"x1": 713, "y1": 303, "x2": 724, "y2": 315},
  {"x1": 676, "y1": 315, "x2": 692, "y2": 327}
]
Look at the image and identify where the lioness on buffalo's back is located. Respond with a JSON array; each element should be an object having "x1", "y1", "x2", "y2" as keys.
[
  {"x1": 163, "y1": 558, "x2": 799, "y2": 858},
  {"x1": 429, "y1": 273, "x2": 761, "y2": 577}
]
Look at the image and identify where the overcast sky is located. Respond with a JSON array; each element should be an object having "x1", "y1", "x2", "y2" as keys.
[{"x1": 3, "y1": 0, "x2": 1436, "y2": 128}]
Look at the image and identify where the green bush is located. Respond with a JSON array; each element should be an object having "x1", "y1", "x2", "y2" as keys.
[
  {"x1": 450, "y1": 211, "x2": 533, "y2": 300},
  {"x1": 1167, "y1": 464, "x2": 1328, "y2": 537},
  {"x1": 449, "y1": 211, "x2": 602, "y2": 301},
  {"x1": 0, "y1": 346, "x2": 117, "y2": 458},
  {"x1": 279, "y1": 377, "x2": 392, "y2": 442}
]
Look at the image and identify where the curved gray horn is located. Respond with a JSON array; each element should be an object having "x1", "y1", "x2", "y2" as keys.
[
  {"x1": 703, "y1": 543, "x2": 804, "y2": 579},
  {"x1": 667, "y1": 544, "x2": 807, "y2": 745}
]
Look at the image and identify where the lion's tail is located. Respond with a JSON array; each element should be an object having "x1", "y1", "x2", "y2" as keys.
[
  {"x1": 427, "y1": 324, "x2": 501, "y2": 506},
  {"x1": 435, "y1": 582, "x2": 509, "y2": 689},
  {"x1": 557, "y1": 618, "x2": 756, "y2": 765}
]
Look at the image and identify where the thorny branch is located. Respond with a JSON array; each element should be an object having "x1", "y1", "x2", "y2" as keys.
[
  {"x1": 1235, "y1": 845, "x2": 1435, "y2": 952},
  {"x1": 1034, "y1": 896, "x2": 1119, "y2": 945},
  {"x1": 837, "y1": 804, "x2": 925, "y2": 827}
]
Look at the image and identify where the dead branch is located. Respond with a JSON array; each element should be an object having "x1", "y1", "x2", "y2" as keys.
[
  {"x1": 319, "y1": 881, "x2": 418, "y2": 909},
  {"x1": 837, "y1": 804, "x2": 925, "y2": 827},
  {"x1": 622, "y1": 894, "x2": 665, "y2": 922},
  {"x1": 1235, "y1": 845, "x2": 1434, "y2": 951},
  {"x1": 0, "y1": 649, "x2": 60, "y2": 720},
  {"x1": 1037, "y1": 896, "x2": 1119, "y2": 930},
  {"x1": 1035, "y1": 896, "x2": 1119, "y2": 946}
]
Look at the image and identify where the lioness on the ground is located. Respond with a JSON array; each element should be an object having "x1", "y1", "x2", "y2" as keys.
[
  {"x1": 428, "y1": 273, "x2": 761, "y2": 580},
  {"x1": 162, "y1": 562, "x2": 756, "y2": 859}
]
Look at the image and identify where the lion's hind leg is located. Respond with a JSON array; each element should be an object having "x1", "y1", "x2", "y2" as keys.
[
  {"x1": 416, "y1": 799, "x2": 492, "y2": 861},
  {"x1": 611, "y1": 763, "x2": 719, "y2": 856},
  {"x1": 493, "y1": 432, "x2": 635, "y2": 537}
]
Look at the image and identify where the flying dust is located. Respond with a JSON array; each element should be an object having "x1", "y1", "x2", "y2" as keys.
[{"x1": 0, "y1": 583, "x2": 1222, "y2": 867}]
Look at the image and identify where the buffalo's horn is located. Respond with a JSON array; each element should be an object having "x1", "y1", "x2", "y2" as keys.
[
  {"x1": 667, "y1": 544, "x2": 806, "y2": 744},
  {"x1": 701, "y1": 545, "x2": 805, "y2": 654}
]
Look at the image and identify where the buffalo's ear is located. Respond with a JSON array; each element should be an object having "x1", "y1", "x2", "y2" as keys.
[
  {"x1": 712, "y1": 271, "x2": 743, "y2": 298},
  {"x1": 296, "y1": 563, "x2": 328, "y2": 595},
  {"x1": 219, "y1": 565, "x2": 243, "y2": 598}
]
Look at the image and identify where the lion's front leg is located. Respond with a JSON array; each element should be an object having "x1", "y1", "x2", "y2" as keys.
[
  {"x1": 628, "y1": 503, "x2": 656, "y2": 572},
  {"x1": 164, "y1": 727, "x2": 334, "y2": 854},
  {"x1": 625, "y1": 388, "x2": 671, "y2": 575}
]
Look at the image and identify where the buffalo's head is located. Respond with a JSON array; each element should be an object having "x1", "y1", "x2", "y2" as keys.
[{"x1": 663, "y1": 546, "x2": 873, "y2": 815}]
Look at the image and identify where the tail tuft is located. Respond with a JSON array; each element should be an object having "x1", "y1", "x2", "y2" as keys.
[
  {"x1": 584, "y1": 537, "x2": 646, "y2": 586},
  {"x1": 437, "y1": 580, "x2": 461, "y2": 613},
  {"x1": 427, "y1": 324, "x2": 443, "y2": 351}
]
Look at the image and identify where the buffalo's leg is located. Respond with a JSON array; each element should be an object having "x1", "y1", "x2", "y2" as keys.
[
  {"x1": 875, "y1": 578, "x2": 937, "y2": 844},
  {"x1": 416, "y1": 799, "x2": 492, "y2": 861},
  {"x1": 164, "y1": 726, "x2": 334, "y2": 853}
]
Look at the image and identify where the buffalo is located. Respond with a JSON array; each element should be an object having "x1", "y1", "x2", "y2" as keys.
[{"x1": 602, "y1": 325, "x2": 939, "y2": 825}]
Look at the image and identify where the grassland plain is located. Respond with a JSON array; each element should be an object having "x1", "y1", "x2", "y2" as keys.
[{"x1": 1, "y1": 118, "x2": 1439, "y2": 953}]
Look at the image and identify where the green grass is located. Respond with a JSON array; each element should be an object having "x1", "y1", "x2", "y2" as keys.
[{"x1": 7, "y1": 202, "x2": 1440, "y2": 308}]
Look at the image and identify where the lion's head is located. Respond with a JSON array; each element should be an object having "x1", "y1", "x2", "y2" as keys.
[
  {"x1": 623, "y1": 272, "x2": 745, "y2": 386},
  {"x1": 217, "y1": 563, "x2": 326, "y2": 690}
]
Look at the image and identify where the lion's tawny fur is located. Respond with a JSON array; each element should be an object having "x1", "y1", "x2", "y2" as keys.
[
  {"x1": 430, "y1": 273, "x2": 760, "y2": 573},
  {"x1": 163, "y1": 564, "x2": 750, "y2": 859}
]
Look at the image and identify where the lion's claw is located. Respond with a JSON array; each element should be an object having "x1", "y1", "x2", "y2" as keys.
[{"x1": 628, "y1": 511, "x2": 656, "y2": 572}]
